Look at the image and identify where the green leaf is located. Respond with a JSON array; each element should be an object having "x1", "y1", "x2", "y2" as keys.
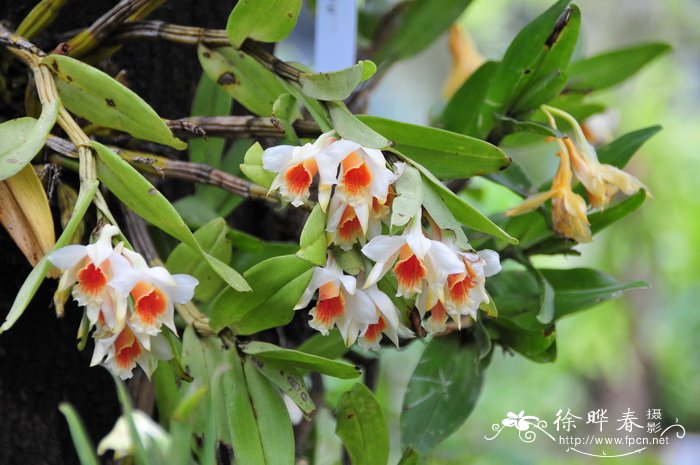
[
  {"x1": 0, "y1": 100, "x2": 58, "y2": 180},
  {"x1": 250, "y1": 356, "x2": 316, "y2": 417},
  {"x1": 166, "y1": 218, "x2": 233, "y2": 301},
  {"x1": 390, "y1": 164, "x2": 422, "y2": 229},
  {"x1": 209, "y1": 254, "x2": 313, "y2": 332},
  {"x1": 494, "y1": 114, "x2": 562, "y2": 138},
  {"x1": 335, "y1": 383, "x2": 389, "y2": 465},
  {"x1": 397, "y1": 449, "x2": 419, "y2": 465},
  {"x1": 420, "y1": 178, "x2": 470, "y2": 248},
  {"x1": 42, "y1": 55, "x2": 185, "y2": 149},
  {"x1": 152, "y1": 361, "x2": 179, "y2": 428},
  {"x1": 240, "y1": 341, "x2": 361, "y2": 379},
  {"x1": 240, "y1": 142, "x2": 275, "y2": 188},
  {"x1": 589, "y1": 189, "x2": 647, "y2": 234},
  {"x1": 299, "y1": 61, "x2": 376, "y2": 101},
  {"x1": 225, "y1": 0, "x2": 302, "y2": 47},
  {"x1": 272, "y1": 93, "x2": 301, "y2": 143},
  {"x1": 92, "y1": 141, "x2": 250, "y2": 292},
  {"x1": 243, "y1": 359, "x2": 295, "y2": 465},
  {"x1": 327, "y1": 102, "x2": 391, "y2": 149},
  {"x1": 401, "y1": 336, "x2": 483, "y2": 454},
  {"x1": 359, "y1": 115, "x2": 510, "y2": 178},
  {"x1": 476, "y1": 0, "x2": 573, "y2": 137},
  {"x1": 373, "y1": 0, "x2": 475, "y2": 64},
  {"x1": 401, "y1": 155, "x2": 517, "y2": 244},
  {"x1": 198, "y1": 45, "x2": 285, "y2": 116},
  {"x1": 0, "y1": 179, "x2": 98, "y2": 333},
  {"x1": 59, "y1": 404, "x2": 99, "y2": 465},
  {"x1": 494, "y1": 322, "x2": 556, "y2": 361},
  {"x1": 297, "y1": 204, "x2": 328, "y2": 266},
  {"x1": 442, "y1": 61, "x2": 499, "y2": 137},
  {"x1": 189, "y1": 73, "x2": 231, "y2": 166},
  {"x1": 596, "y1": 126, "x2": 662, "y2": 168},
  {"x1": 296, "y1": 329, "x2": 348, "y2": 360},
  {"x1": 567, "y1": 42, "x2": 671, "y2": 92},
  {"x1": 173, "y1": 196, "x2": 219, "y2": 228}
]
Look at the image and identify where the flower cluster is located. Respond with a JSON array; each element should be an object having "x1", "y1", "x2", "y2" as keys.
[
  {"x1": 48, "y1": 225, "x2": 198, "y2": 379},
  {"x1": 507, "y1": 107, "x2": 645, "y2": 243},
  {"x1": 263, "y1": 134, "x2": 501, "y2": 347}
]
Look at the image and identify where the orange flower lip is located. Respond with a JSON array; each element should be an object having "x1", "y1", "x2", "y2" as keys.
[
  {"x1": 131, "y1": 281, "x2": 168, "y2": 326},
  {"x1": 363, "y1": 315, "x2": 386, "y2": 344},
  {"x1": 341, "y1": 152, "x2": 372, "y2": 196},
  {"x1": 447, "y1": 263, "x2": 477, "y2": 304},
  {"x1": 337, "y1": 206, "x2": 363, "y2": 242},
  {"x1": 76, "y1": 260, "x2": 108, "y2": 296},
  {"x1": 394, "y1": 245, "x2": 427, "y2": 293},
  {"x1": 114, "y1": 326, "x2": 143, "y2": 369},
  {"x1": 284, "y1": 158, "x2": 318, "y2": 195}
]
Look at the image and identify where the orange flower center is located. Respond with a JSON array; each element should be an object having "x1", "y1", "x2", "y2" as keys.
[
  {"x1": 428, "y1": 301, "x2": 448, "y2": 327},
  {"x1": 114, "y1": 327, "x2": 143, "y2": 369},
  {"x1": 337, "y1": 206, "x2": 363, "y2": 242},
  {"x1": 131, "y1": 281, "x2": 168, "y2": 326},
  {"x1": 363, "y1": 315, "x2": 387, "y2": 345},
  {"x1": 342, "y1": 152, "x2": 372, "y2": 196},
  {"x1": 284, "y1": 159, "x2": 318, "y2": 196},
  {"x1": 393, "y1": 245, "x2": 426, "y2": 292},
  {"x1": 447, "y1": 263, "x2": 477, "y2": 304},
  {"x1": 315, "y1": 282, "x2": 345, "y2": 326},
  {"x1": 76, "y1": 260, "x2": 108, "y2": 296}
]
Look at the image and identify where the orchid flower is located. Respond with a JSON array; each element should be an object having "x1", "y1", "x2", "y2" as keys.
[
  {"x1": 109, "y1": 249, "x2": 198, "y2": 336},
  {"x1": 357, "y1": 284, "x2": 403, "y2": 351},
  {"x1": 262, "y1": 131, "x2": 342, "y2": 207},
  {"x1": 98, "y1": 410, "x2": 171, "y2": 459},
  {"x1": 48, "y1": 225, "x2": 128, "y2": 329},
  {"x1": 361, "y1": 218, "x2": 465, "y2": 298},
  {"x1": 295, "y1": 256, "x2": 377, "y2": 346},
  {"x1": 444, "y1": 249, "x2": 501, "y2": 324}
]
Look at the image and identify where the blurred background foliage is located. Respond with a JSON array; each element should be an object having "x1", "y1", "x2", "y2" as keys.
[{"x1": 281, "y1": 0, "x2": 700, "y2": 463}]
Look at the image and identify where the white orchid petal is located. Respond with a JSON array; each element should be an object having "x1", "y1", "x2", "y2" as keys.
[
  {"x1": 262, "y1": 145, "x2": 295, "y2": 172},
  {"x1": 477, "y1": 249, "x2": 501, "y2": 277},
  {"x1": 361, "y1": 235, "x2": 405, "y2": 263},
  {"x1": 47, "y1": 245, "x2": 86, "y2": 270}
]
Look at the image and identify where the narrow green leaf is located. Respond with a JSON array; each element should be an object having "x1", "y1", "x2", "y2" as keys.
[
  {"x1": 296, "y1": 329, "x2": 348, "y2": 360},
  {"x1": 226, "y1": 0, "x2": 302, "y2": 47},
  {"x1": 243, "y1": 359, "x2": 295, "y2": 465},
  {"x1": 495, "y1": 115, "x2": 563, "y2": 138},
  {"x1": 59, "y1": 404, "x2": 99, "y2": 465},
  {"x1": 198, "y1": 45, "x2": 285, "y2": 116},
  {"x1": 0, "y1": 179, "x2": 98, "y2": 333},
  {"x1": 589, "y1": 189, "x2": 647, "y2": 234},
  {"x1": 374, "y1": 0, "x2": 475, "y2": 64},
  {"x1": 596, "y1": 126, "x2": 662, "y2": 168},
  {"x1": 166, "y1": 218, "x2": 233, "y2": 301},
  {"x1": 209, "y1": 254, "x2": 313, "y2": 332},
  {"x1": 152, "y1": 361, "x2": 179, "y2": 428},
  {"x1": 240, "y1": 341, "x2": 361, "y2": 379},
  {"x1": 189, "y1": 73, "x2": 231, "y2": 166},
  {"x1": 401, "y1": 336, "x2": 483, "y2": 453},
  {"x1": 359, "y1": 115, "x2": 510, "y2": 178},
  {"x1": 92, "y1": 141, "x2": 250, "y2": 292},
  {"x1": 442, "y1": 61, "x2": 499, "y2": 137},
  {"x1": 327, "y1": 101, "x2": 391, "y2": 149},
  {"x1": 0, "y1": 100, "x2": 58, "y2": 180},
  {"x1": 335, "y1": 383, "x2": 389, "y2": 465},
  {"x1": 43, "y1": 55, "x2": 185, "y2": 149},
  {"x1": 297, "y1": 204, "x2": 328, "y2": 266},
  {"x1": 299, "y1": 61, "x2": 376, "y2": 100},
  {"x1": 567, "y1": 42, "x2": 671, "y2": 92},
  {"x1": 250, "y1": 356, "x2": 316, "y2": 417}
]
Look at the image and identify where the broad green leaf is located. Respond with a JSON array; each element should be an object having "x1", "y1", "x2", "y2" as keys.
[
  {"x1": 43, "y1": 55, "x2": 185, "y2": 149},
  {"x1": 231, "y1": 241, "x2": 298, "y2": 272},
  {"x1": 476, "y1": 0, "x2": 573, "y2": 138},
  {"x1": 567, "y1": 42, "x2": 671, "y2": 92},
  {"x1": 420, "y1": 177, "x2": 470, "y2": 248},
  {"x1": 335, "y1": 383, "x2": 389, "y2": 465},
  {"x1": 297, "y1": 329, "x2": 348, "y2": 360},
  {"x1": 240, "y1": 341, "x2": 361, "y2": 379},
  {"x1": 250, "y1": 356, "x2": 316, "y2": 417},
  {"x1": 327, "y1": 101, "x2": 391, "y2": 148},
  {"x1": 374, "y1": 0, "x2": 474, "y2": 64},
  {"x1": 401, "y1": 336, "x2": 483, "y2": 453},
  {"x1": 59, "y1": 404, "x2": 99, "y2": 465},
  {"x1": 0, "y1": 100, "x2": 58, "y2": 180},
  {"x1": 92, "y1": 141, "x2": 250, "y2": 292},
  {"x1": 442, "y1": 61, "x2": 499, "y2": 137},
  {"x1": 401, "y1": 154, "x2": 517, "y2": 244},
  {"x1": 359, "y1": 115, "x2": 510, "y2": 178},
  {"x1": 297, "y1": 204, "x2": 328, "y2": 266},
  {"x1": 493, "y1": 322, "x2": 557, "y2": 361},
  {"x1": 596, "y1": 126, "x2": 662, "y2": 168},
  {"x1": 243, "y1": 359, "x2": 295, "y2": 465},
  {"x1": 152, "y1": 361, "x2": 179, "y2": 428},
  {"x1": 173, "y1": 196, "x2": 219, "y2": 228},
  {"x1": 486, "y1": 158, "x2": 535, "y2": 197},
  {"x1": 198, "y1": 45, "x2": 285, "y2": 116},
  {"x1": 589, "y1": 189, "x2": 647, "y2": 234},
  {"x1": 221, "y1": 344, "x2": 267, "y2": 465},
  {"x1": 209, "y1": 254, "x2": 313, "y2": 332},
  {"x1": 299, "y1": 61, "x2": 376, "y2": 101},
  {"x1": 166, "y1": 218, "x2": 233, "y2": 301},
  {"x1": 548, "y1": 93, "x2": 606, "y2": 121},
  {"x1": 0, "y1": 179, "x2": 98, "y2": 333},
  {"x1": 240, "y1": 142, "x2": 275, "y2": 188},
  {"x1": 279, "y1": 79, "x2": 333, "y2": 132},
  {"x1": 226, "y1": 0, "x2": 302, "y2": 47},
  {"x1": 391, "y1": 165, "x2": 423, "y2": 229}
]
